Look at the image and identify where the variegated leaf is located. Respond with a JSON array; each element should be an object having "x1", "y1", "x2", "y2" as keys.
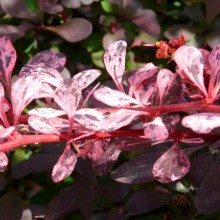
[
  {"x1": 0, "y1": 152, "x2": 8, "y2": 172},
  {"x1": 153, "y1": 143, "x2": 190, "y2": 183},
  {"x1": 28, "y1": 108, "x2": 66, "y2": 119}
]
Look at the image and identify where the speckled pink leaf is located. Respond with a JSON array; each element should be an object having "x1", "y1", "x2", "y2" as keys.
[
  {"x1": 93, "y1": 86, "x2": 140, "y2": 107},
  {"x1": 74, "y1": 108, "x2": 144, "y2": 132},
  {"x1": 26, "y1": 50, "x2": 66, "y2": 73},
  {"x1": 28, "y1": 108, "x2": 66, "y2": 119},
  {"x1": 182, "y1": 112, "x2": 220, "y2": 134},
  {"x1": 92, "y1": 144, "x2": 121, "y2": 176},
  {"x1": 0, "y1": 82, "x2": 8, "y2": 126},
  {"x1": 0, "y1": 152, "x2": 8, "y2": 172},
  {"x1": 153, "y1": 143, "x2": 190, "y2": 183},
  {"x1": 52, "y1": 144, "x2": 77, "y2": 182},
  {"x1": 11, "y1": 75, "x2": 43, "y2": 123},
  {"x1": 0, "y1": 36, "x2": 16, "y2": 91},
  {"x1": 103, "y1": 40, "x2": 127, "y2": 92},
  {"x1": 0, "y1": 126, "x2": 15, "y2": 139},
  {"x1": 28, "y1": 115, "x2": 60, "y2": 135},
  {"x1": 174, "y1": 46, "x2": 208, "y2": 97}
]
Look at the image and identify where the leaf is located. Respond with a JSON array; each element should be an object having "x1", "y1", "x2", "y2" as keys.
[
  {"x1": 125, "y1": 189, "x2": 173, "y2": 215},
  {"x1": 0, "y1": 36, "x2": 16, "y2": 90},
  {"x1": 28, "y1": 108, "x2": 66, "y2": 119},
  {"x1": 205, "y1": 0, "x2": 220, "y2": 24},
  {"x1": 152, "y1": 143, "x2": 190, "y2": 183},
  {"x1": 103, "y1": 40, "x2": 127, "y2": 91},
  {"x1": 111, "y1": 144, "x2": 170, "y2": 184},
  {"x1": 26, "y1": 50, "x2": 66, "y2": 73},
  {"x1": 195, "y1": 159, "x2": 220, "y2": 214},
  {"x1": 45, "y1": 18, "x2": 92, "y2": 43},
  {"x1": 182, "y1": 112, "x2": 220, "y2": 133},
  {"x1": 93, "y1": 86, "x2": 140, "y2": 107},
  {"x1": 84, "y1": 140, "x2": 105, "y2": 161},
  {"x1": 0, "y1": 126, "x2": 15, "y2": 139},
  {"x1": 74, "y1": 108, "x2": 143, "y2": 132},
  {"x1": 42, "y1": 1, "x2": 63, "y2": 14},
  {"x1": 131, "y1": 9, "x2": 160, "y2": 35},
  {"x1": 157, "y1": 70, "x2": 182, "y2": 105},
  {"x1": 92, "y1": 144, "x2": 121, "y2": 176},
  {"x1": 0, "y1": 152, "x2": 8, "y2": 172},
  {"x1": 11, "y1": 75, "x2": 43, "y2": 123},
  {"x1": 173, "y1": 45, "x2": 208, "y2": 97},
  {"x1": 0, "y1": 191, "x2": 23, "y2": 220},
  {"x1": 28, "y1": 115, "x2": 60, "y2": 135},
  {"x1": 52, "y1": 144, "x2": 77, "y2": 182}
]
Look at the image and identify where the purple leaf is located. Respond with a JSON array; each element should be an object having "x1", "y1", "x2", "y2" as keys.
[
  {"x1": 131, "y1": 9, "x2": 160, "y2": 35},
  {"x1": 28, "y1": 108, "x2": 66, "y2": 119},
  {"x1": 28, "y1": 115, "x2": 60, "y2": 135},
  {"x1": 45, "y1": 18, "x2": 92, "y2": 43},
  {"x1": 182, "y1": 112, "x2": 220, "y2": 133},
  {"x1": 26, "y1": 50, "x2": 66, "y2": 73},
  {"x1": 0, "y1": 36, "x2": 16, "y2": 91},
  {"x1": 11, "y1": 75, "x2": 43, "y2": 123},
  {"x1": 0, "y1": 152, "x2": 8, "y2": 172},
  {"x1": 74, "y1": 108, "x2": 144, "y2": 132},
  {"x1": 173, "y1": 45, "x2": 208, "y2": 97},
  {"x1": 0, "y1": 191, "x2": 23, "y2": 220},
  {"x1": 162, "y1": 114, "x2": 180, "y2": 134},
  {"x1": 42, "y1": 1, "x2": 63, "y2": 14},
  {"x1": 93, "y1": 86, "x2": 140, "y2": 107},
  {"x1": 52, "y1": 144, "x2": 77, "y2": 182},
  {"x1": 103, "y1": 40, "x2": 127, "y2": 92},
  {"x1": 152, "y1": 143, "x2": 190, "y2": 183},
  {"x1": 92, "y1": 144, "x2": 121, "y2": 176},
  {"x1": 194, "y1": 159, "x2": 220, "y2": 214},
  {"x1": 125, "y1": 189, "x2": 173, "y2": 215}
]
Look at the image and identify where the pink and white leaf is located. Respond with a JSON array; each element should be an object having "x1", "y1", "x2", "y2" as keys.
[
  {"x1": 153, "y1": 143, "x2": 190, "y2": 183},
  {"x1": 0, "y1": 82, "x2": 8, "y2": 126},
  {"x1": 74, "y1": 108, "x2": 145, "y2": 132},
  {"x1": 0, "y1": 152, "x2": 8, "y2": 172},
  {"x1": 53, "y1": 78, "x2": 81, "y2": 120},
  {"x1": 28, "y1": 108, "x2": 66, "y2": 119},
  {"x1": 103, "y1": 40, "x2": 127, "y2": 92},
  {"x1": 173, "y1": 45, "x2": 208, "y2": 97},
  {"x1": 0, "y1": 36, "x2": 16, "y2": 91},
  {"x1": 26, "y1": 50, "x2": 66, "y2": 73},
  {"x1": 11, "y1": 75, "x2": 43, "y2": 123},
  {"x1": 28, "y1": 115, "x2": 60, "y2": 135},
  {"x1": 162, "y1": 114, "x2": 180, "y2": 134},
  {"x1": 48, "y1": 117, "x2": 71, "y2": 133},
  {"x1": 0, "y1": 126, "x2": 15, "y2": 139},
  {"x1": 72, "y1": 69, "x2": 101, "y2": 90},
  {"x1": 134, "y1": 83, "x2": 155, "y2": 104},
  {"x1": 143, "y1": 117, "x2": 169, "y2": 142},
  {"x1": 182, "y1": 113, "x2": 220, "y2": 134},
  {"x1": 52, "y1": 144, "x2": 77, "y2": 182},
  {"x1": 93, "y1": 86, "x2": 141, "y2": 107}
]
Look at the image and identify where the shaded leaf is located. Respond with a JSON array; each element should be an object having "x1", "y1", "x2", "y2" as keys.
[
  {"x1": 182, "y1": 112, "x2": 220, "y2": 133},
  {"x1": 28, "y1": 115, "x2": 60, "y2": 135},
  {"x1": 131, "y1": 9, "x2": 160, "y2": 35},
  {"x1": 93, "y1": 86, "x2": 140, "y2": 107},
  {"x1": 126, "y1": 189, "x2": 173, "y2": 215},
  {"x1": 45, "y1": 18, "x2": 92, "y2": 43},
  {"x1": 0, "y1": 152, "x2": 8, "y2": 172},
  {"x1": 21, "y1": 209, "x2": 32, "y2": 220},
  {"x1": 42, "y1": 1, "x2": 63, "y2": 14},
  {"x1": 195, "y1": 159, "x2": 220, "y2": 214},
  {"x1": 103, "y1": 40, "x2": 127, "y2": 92},
  {"x1": 0, "y1": 191, "x2": 23, "y2": 220},
  {"x1": 153, "y1": 143, "x2": 190, "y2": 183},
  {"x1": 52, "y1": 144, "x2": 77, "y2": 182},
  {"x1": 74, "y1": 108, "x2": 143, "y2": 132},
  {"x1": 84, "y1": 140, "x2": 105, "y2": 161},
  {"x1": 28, "y1": 108, "x2": 66, "y2": 119},
  {"x1": 174, "y1": 45, "x2": 208, "y2": 97},
  {"x1": 205, "y1": 0, "x2": 220, "y2": 24}
]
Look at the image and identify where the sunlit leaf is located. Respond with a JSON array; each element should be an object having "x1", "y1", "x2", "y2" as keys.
[{"x1": 28, "y1": 108, "x2": 66, "y2": 119}]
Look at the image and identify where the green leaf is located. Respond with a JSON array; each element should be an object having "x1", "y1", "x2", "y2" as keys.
[
  {"x1": 25, "y1": 0, "x2": 39, "y2": 12},
  {"x1": 91, "y1": 51, "x2": 105, "y2": 68},
  {"x1": 101, "y1": 1, "x2": 121, "y2": 13}
]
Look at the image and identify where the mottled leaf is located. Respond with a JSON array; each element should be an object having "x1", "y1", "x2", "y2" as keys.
[
  {"x1": 28, "y1": 108, "x2": 66, "y2": 119},
  {"x1": 0, "y1": 191, "x2": 23, "y2": 220},
  {"x1": 45, "y1": 18, "x2": 92, "y2": 43},
  {"x1": 195, "y1": 159, "x2": 220, "y2": 214},
  {"x1": 126, "y1": 189, "x2": 173, "y2": 215},
  {"x1": 182, "y1": 113, "x2": 220, "y2": 133},
  {"x1": 74, "y1": 108, "x2": 143, "y2": 132},
  {"x1": 84, "y1": 140, "x2": 105, "y2": 161},
  {"x1": 153, "y1": 143, "x2": 190, "y2": 183},
  {"x1": 93, "y1": 86, "x2": 140, "y2": 107},
  {"x1": 174, "y1": 45, "x2": 208, "y2": 97},
  {"x1": 0, "y1": 152, "x2": 8, "y2": 172},
  {"x1": 52, "y1": 144, "x2": 77, "y2": 182},
  {"x1": 131, "y1": 9, "x2": 160, "y2": 35},
  {"x1": 92, "y1": 144, "x2": 121, "y2": 176},
  {"x1": 28, "y1": 115, "x2": 60, "y2": 135},
  {"x1": 103, "y1": 40, "x2": 127, "y2": 91},
  {"x1": 0, "y1": 126, "x2": 15, "y2": 139},
  {"x1": 0, "y1": 36, "x2": 16, "y2": 91}
]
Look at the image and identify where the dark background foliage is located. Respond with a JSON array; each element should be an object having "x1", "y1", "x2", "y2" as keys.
[{"x1": 0, "y1": 0, "x2": 220, "y2": 219}]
